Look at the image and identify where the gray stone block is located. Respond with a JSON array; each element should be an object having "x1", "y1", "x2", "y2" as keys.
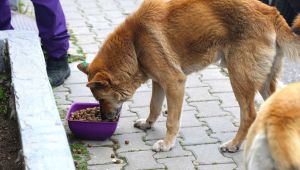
[
  {"x1": 210, "y1": 132, "x2": 236, "y2": 143},
  {"x1": 200, "y1": 69, "x2": 229, "y2": 80},
  {"x1": 88, "y1": 147, "x2": 115, "y2": 165},
  {"x1": 157, "y1": 156, "x2": 195, "y2": 170},
  {"x1": 213, "y1": 93, "x2": 239, "y2": 108},
  {"x1": 201, "y1": 116, "x2": 238, "y2": 133},
  {"x1": 180, "y1": 110, "x2": 201, "y2": 128},
  {"x1": 129, "y1": 91, "x2": 151, "y2": 108},
  {"x1": 119, "y1": 151, "x2": 165, "y2": 170},
  {"x1": 88, "y1": 164, "x2": 125, "y2": 170},
  {"x1": 68, "y1": 96, "x2": 97, "y2": 103},
  {"x1": 197, "y1": 163, "x2": 237, "y2": 170},
  {"x1": 186, "y1": 87, "x2": 219, "y2": 102},
  {"x1": 112, "y1": 133, "x2": 150, "y2": 153},
  {"x1": 81, "y1": 139, "x2": 113, "y2": 147},
  {"x1": 130, "y1": 107, "x2": 167, "y2": 122},
  {"x1": 145, "y1": 121, "x2": 168, "y2": 141},
  {"x1": 54, "y1": 92, "x2": 72, "y2": 105},
  {"x1": 203, "y1": 79, "x2": 233, "y2": 93},
  {"x1": 115, "y1": 116, "x2": 143, "y2": 134},
  {"x1": 224, "y1": 107, "x2": 240, "y2": 126},
  {"x1": 66, "y1": 83, "x2": 93, "y2": 97},
  {"x1": 186, "y1": 73, "x2": 208, "y2": 88},
  {"x1": 64, "y1": 71, "x2": 88, "y2": 84},
  {"x1": 180, "y1": 127, "x2": 218, "y2": 146},
  {"x1": 224, "y1": 150, "x2": 244, "y2": 170},
  {"x1": 186, "y1": 144, "x2": 234, "y2": 164},
  {"x1": 189, "y1": 101, "x2": 230, "y2": 118}
]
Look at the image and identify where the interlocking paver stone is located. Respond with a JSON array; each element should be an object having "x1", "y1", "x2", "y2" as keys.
[
  {"x1": 186, "y1": 144, "x2": 234, "y2": 165},
  {"x1": 223, "y1": 107, "x2": 240, "y2": 125},
  {"x1": 54, "y1": 92, "x2": 72, "y2": 105},
  {"x1": 180, "y1": 127, "x2": 218, "y2": 146},
  {"x1": 64, "y1": 71, "x2": 88, "y2": 84},
  {"x1": 213, "y1": 93, "x2": 239, "y2": 108},
  {"x1": 130, "y1": 91, "x2": 151, "y2": 108},
  {"x1": 112, "y1": 133, "x2": 150, "y2": 153},
  {"x1": 202, "y1": 116, "x2": 238, "y2": 133},
  {"x1": 181, "y1": 110, "x2": 201, "y2": 127},
  {"x1": 82, "y1": 139, "x2": 113, "y2": 147},
  {"x1": 186, "y1": 87, "x2": 219, "y2": 102},
  {"x1": 87, "y1": 147, "x2": 115, "y2": 165},
  {"x1": 66, "y1": 84, "x2": 93, "y2": 97},
  {"x1": 88, "y1": 164, "x2": 125, "y2": 170},
  {"x1": 186, "y1": 73, "x2": 208, "y2": 88},
  {"x1": 119, "y1": 151, "x2": 165, "y2": 170},
  {"x1": 157, "y1": 156, "x2": 195, "y2": 170},
  {"x1": 200, "y1": 69, "x2": 229, "y2": 80},
  {"x1": 131, "y1": 107, "x2": 167, "y2": 122},
  {"x1": 197, "y1": 163, "x2": 237, "y2": 170},
  {"x1": 204, "y1": 79, "x2": 233, "y2": 93},
  {"x1": 53, "y1": 85, "x2": 69, "y2": 92},
  {"x1": 68, "y1": 96, "x2": 97, "y2": 103},
  {"x1": 115, "y1": 116, "x2": 143, "y2": 134},
  {"x1": 145, "y1": 121, "x2": 168, "y2": 141},
  {"x1": 190, "y1": 101, "x2": 230, "y2": 118}
]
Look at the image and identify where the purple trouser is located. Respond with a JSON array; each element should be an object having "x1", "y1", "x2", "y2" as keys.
[{"x1": 0, "y1": 0, "x2": 69, "y2": 59}]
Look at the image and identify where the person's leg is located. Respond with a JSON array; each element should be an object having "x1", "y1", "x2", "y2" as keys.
[
  {"x1": 31, "y1": 0, "x2": 70, "y2": 87},
  {"x1": 31, "y1": 0, "x2": 69, "y2": 59},
  {"x1": 0, "y1": 0, "x2": 14, "y2": 30}
]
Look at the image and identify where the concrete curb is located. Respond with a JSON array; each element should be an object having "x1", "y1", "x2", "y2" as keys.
[{"x1": 0, "y1": 31, "x2": 75, "y2": 170}]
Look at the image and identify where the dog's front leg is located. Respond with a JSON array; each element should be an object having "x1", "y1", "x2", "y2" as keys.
[
  {"x1": 134, "y1": 81, "x2": 165, "y2": 130},
  {"x1": 152, "y1": 78, "x2": 186, "y2": 152}
]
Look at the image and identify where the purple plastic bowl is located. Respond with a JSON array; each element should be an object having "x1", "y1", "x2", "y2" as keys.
[{"x1": 66, "y1": 102, "x2": 120, "y2": 140}]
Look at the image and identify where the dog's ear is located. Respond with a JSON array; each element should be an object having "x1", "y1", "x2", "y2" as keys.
[
  {"x1": 86, "y1": 72, "x2": 112, "y2": 89},
  {"x1": 77, "y1": 62, "x2": 89, "y2": 74}
]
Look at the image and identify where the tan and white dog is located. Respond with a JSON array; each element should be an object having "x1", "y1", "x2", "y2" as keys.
[
  {"x1": 245, "y1": 83, "x2": 300, "y2": 170},
  {"x1": 77, "y1": 0, "x2": 300, "y2": 152}
]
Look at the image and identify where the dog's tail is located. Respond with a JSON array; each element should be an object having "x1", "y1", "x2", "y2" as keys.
[{"x1": 274, "y1": 13, "x2": 300, "y2": 61}]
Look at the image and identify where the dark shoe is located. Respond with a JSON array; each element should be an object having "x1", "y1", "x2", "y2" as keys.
[{"x1": 46, "y1": 54, "x2": 70, "y2": 87}]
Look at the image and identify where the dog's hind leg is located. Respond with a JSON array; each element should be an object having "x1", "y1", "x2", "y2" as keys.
[
  {"x1": 134, "y1": 81, "x2": 165, "y2": 130},
  {"x1": 219, "y1": 46, "x2": 267, "y2": 152}
]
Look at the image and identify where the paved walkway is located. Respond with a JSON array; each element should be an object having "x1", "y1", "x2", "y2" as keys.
[{"x1": 53, "y1": 0, "x2": 252, "y2": 169}]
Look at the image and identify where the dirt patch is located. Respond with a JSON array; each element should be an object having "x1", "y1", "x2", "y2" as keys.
[{"x1": 0, "y1": 74, "x2": 24, "y2": 170}]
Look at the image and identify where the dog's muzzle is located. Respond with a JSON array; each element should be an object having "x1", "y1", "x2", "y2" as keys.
[{"x1": 100, "y1": 104, "x2": 122, "y2": 121}]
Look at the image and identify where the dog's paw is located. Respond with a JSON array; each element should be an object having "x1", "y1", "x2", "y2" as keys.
[
  {"x1": 219, "y1": 140, "x2": 240, "y2": 153},
  {"x1": 134, "y1": 118, "x2": 152, "y2": 130},
  {"x1": 152, "y1": 140, "x2": 174, "y2": 152}
]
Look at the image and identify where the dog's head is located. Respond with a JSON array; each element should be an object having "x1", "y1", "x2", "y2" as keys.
[{"x1": 77, "y1": 62, "x2": 132, "y2": 120}]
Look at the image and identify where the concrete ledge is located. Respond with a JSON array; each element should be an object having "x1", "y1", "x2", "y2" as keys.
[{"x1": 0, "y1": 31, "x2": 75, "y2": 170}]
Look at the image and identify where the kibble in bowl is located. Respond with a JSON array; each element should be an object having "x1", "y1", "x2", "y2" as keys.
[{"x1": 67, "y1": 102, "x2": 120, "y2": 140}]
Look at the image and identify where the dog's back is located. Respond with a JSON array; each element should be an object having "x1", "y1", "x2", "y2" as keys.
[{"x1": 245, "y1": 83, "x2": 300, "y2": 170}]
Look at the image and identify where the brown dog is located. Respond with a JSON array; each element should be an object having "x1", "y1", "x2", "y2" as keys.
[
  {"x1": 245, "y1": 83, "x2": 300, "y2": 170},
  {"x1": 77, "y1": 0, "x2": 300, "y2": 152}
]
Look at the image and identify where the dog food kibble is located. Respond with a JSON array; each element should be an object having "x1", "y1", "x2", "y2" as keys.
[
  {"x1": 70, "y1": 107, "x2": 117, "y2": 122},
  {"x1": 111, "y1": 153, "x2": 115, "y2": 158},
  {"x1": 125, "y1": 140, "x2": 129, "y2": 145}
]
